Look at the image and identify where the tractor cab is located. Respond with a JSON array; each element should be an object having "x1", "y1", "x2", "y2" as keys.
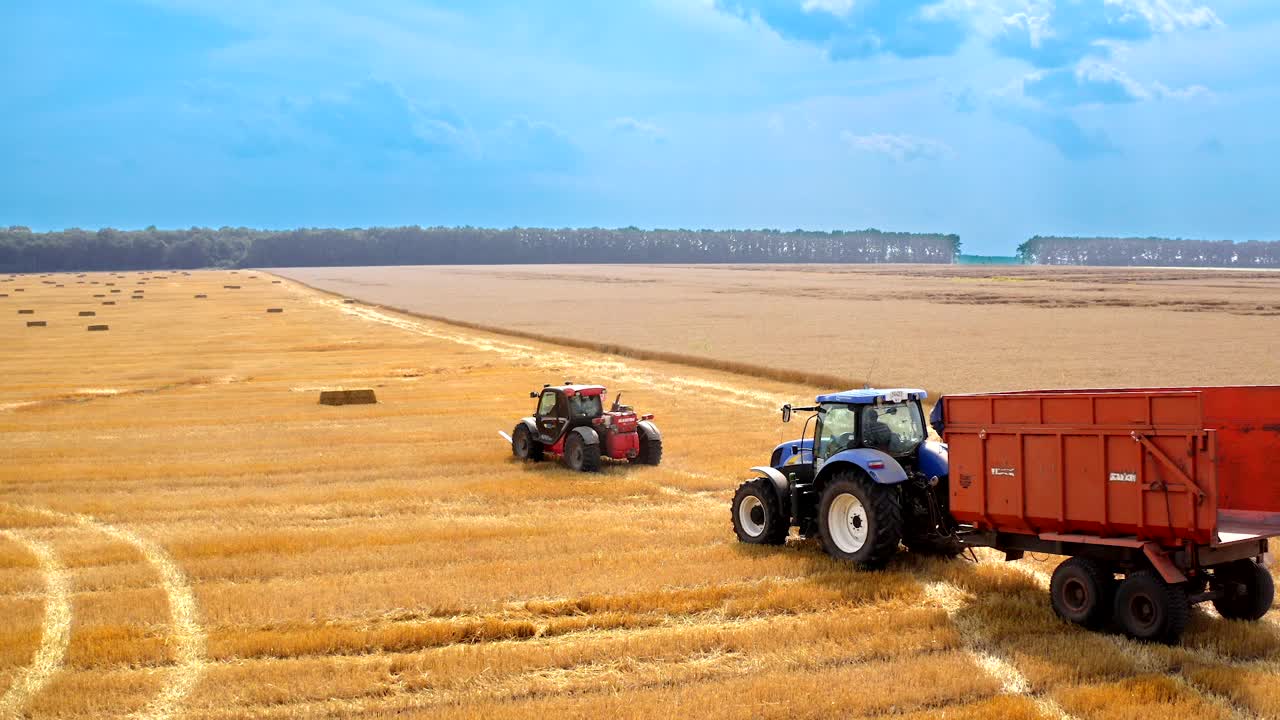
[
  {"x1": 772, "y1": 389, "x2": 933, "y2": 480},
  {"x1": 528, "y1": 383, "x2": 608, "y2": 445}
]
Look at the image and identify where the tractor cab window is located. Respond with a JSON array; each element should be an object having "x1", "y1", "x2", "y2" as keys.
[
  {"x1": 861, "y1": 402, "x2": 925, "y2": 456},
  {"x1": 567, "y1": 393, "x2": 603, "y2": 418},
  {"x1": 816, "y1": 404, "x2": 857, "y2": 460},
  {"x1": 536, "y1": 391, "x2": 558, "y2": 416}
]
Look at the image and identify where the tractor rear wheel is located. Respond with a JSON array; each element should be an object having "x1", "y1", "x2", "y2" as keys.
[
  {"x1": 511, "y1": 425, "x2": 543, "y2": 461},
  {"x1": 1114, "y1": 570, "x2": 1189, "y2": 643},
  {"x1": 731, "y1": 479, "x2": 788, "y2": 545},
  {"x1": 636, "y1": 432, "x2": 662, "y2": 466},
  {"x1": 817, "y1": 471, "x2": 902, "y2": 569},
  {"x1": 564, "y1": 433, "x2": 601, "y2": 473},
  {"x1": 1050, "y1": 557, "x2": 1116, "y2": 629},
  {"x1": 1212, "y1": 560, "x2": 1275, "y2": 621}
]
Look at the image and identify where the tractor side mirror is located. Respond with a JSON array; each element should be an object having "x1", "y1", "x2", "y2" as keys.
[
  {"x1": 529, "y1": 391, "x2": 538, "y2": 399},
  {"x1": 781, "y1": 404, "x2": 792, "y2": 423}
]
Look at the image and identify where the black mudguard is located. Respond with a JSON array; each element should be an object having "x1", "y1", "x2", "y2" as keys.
[
  {"x1": 638, "y1": 420, "x2": 661, "y2": 442},
  {"x1": 570, "y1": 425, "x2": 600, "y2": 446}
]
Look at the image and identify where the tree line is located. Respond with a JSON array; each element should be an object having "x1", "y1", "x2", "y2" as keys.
[
  {"x1": 0, "y1": 226, "x2": 960, "y2": 272},
  {"x1": 1017, "y1": 236, "x2": 1280, "y2": 268}
]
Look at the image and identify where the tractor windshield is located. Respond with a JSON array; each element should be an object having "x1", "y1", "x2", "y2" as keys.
[
  {"x1": 567, "y1": 393, "x2": 603, "y2": 418},
  {"x1": 861, "y1": 402, "x2": 925, "y2": 456}
]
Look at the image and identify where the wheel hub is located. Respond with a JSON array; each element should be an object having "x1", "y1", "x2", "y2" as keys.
[
  {"x1": 827, "y1": 492, "x2": 869, "y2": 554},
  {"x1": 739, "y1": 495, "x2": 765, "y2": 536},
  {"x1": 1063, "y1": 578, "x2": 1089, "y2": 612}
]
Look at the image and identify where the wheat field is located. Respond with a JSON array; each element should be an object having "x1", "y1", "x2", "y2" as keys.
[{"x1": 2, "y1": 269, "x2": 1279, "y2": 719}]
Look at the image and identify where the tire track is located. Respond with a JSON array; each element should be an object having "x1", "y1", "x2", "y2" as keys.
[
  {"x1": 4, "y1": 507, "x2": 206, "y2": 720},
  {"x1": 0, "y1": 530, "x2": 71, "y2": 720}
]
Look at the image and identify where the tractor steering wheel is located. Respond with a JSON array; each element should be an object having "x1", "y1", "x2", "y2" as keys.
[{"x1": 825, "y1": 432, "x2": 855, "y2": 458}]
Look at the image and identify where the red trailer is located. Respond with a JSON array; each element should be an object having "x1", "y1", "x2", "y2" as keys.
[{"x1": 942, "y1": 386, "x2": 1280, "y2": 642}]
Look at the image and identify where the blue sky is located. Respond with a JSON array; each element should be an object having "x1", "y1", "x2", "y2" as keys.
[{"x1": 3, "y1": 0, "x2": 1278, "y2": 254}]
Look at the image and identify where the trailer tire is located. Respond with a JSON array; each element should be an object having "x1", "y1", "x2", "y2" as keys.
[
  {"x1": 817, "y1": 472, "x2": 902, "y2": 569},
  {"x1": 637, "y1": 433, "x2": 663, "y2": 466},
  {"x1": 731, "y1": 479, "x2": 788, "y2": 546},
  {"x1": 512, "y1": 424, "x2": 543, "y2": 461},
  {"x1": 1114, "y1": 571, "x2": 1189, "y2": 644},
  {"x1": 565, "y1": 433, "x2": 600, "y2": 473},
  {"x1": 1212, "y1": 560, "x2": 1275, "y2": 621},
  {"x1": 1050, "y1": 557, "x2": 1115, "y2": 629}
]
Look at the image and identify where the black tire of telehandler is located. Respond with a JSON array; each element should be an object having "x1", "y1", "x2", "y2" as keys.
[
  {"x1": 1114, "y1": 570, "x2": 1190, "y2": 644},
  {"x1": 512, "y1": 424, "x2": 543, "y2": 461},
  {"x1": 817, "y1": 472, "x2": 902, "y2": 569},
  {"x1": 731, "y1": 479, "x2": 789, "y2": 546},
  {"x1": 637, "y1": 433, "x2": 663, "y2": 466},
  {"x1": 1050, "y1": 556, "x2": 1116, "y2": 629},
  {"x1": 1212, "y1": 560, "x2": 1275, "y2": 621},
  {"x1": 565, "y1": 433, "x2": 601, "y2": 473}
]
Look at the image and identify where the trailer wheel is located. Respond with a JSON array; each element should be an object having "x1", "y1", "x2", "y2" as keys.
[
  {"x1": 1114, "y1": 571, "x2": 1189, "y2": 644},
  {"x1": 1050, "y1": 557, "x2": 1115, "y2": 629},
  {"x1": 1212, "y1": 560, "x2": 1275, "y2": 621},
  {"x1": 636, "y1": 432, "x2": 663, "y2": 466},
  {"x1": 565, "y1": 433, "x2": 600, "y2": 473},
  {"x1": 511, "y1": 425, "x2": 543, "y2": 461},
  {"x1": 731, "y1": 479, "x2": 788, "y2": 546},
  {"x1": 817, "y1": 472, "x2": 902, "y2": 569}
]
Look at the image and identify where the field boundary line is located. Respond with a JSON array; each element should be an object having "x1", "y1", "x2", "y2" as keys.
[
  {"x1": 270, "y1": 272, "x2": 899, "y2": 397},
  {"x1": 0, "y1": 530, "x2": 71, "y2": 720},
  {"x1": 3, "y1": 506, "x2": 206, "y2": 720}
]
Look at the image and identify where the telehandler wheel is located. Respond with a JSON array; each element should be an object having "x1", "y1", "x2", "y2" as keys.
[
  {"x1": 636, "y1": 433, "x2": 663, "y2": 466},
  {"x1": 731, "y1": 479, "x2": 789, "y2": 546},
  {"x1": 511, "y1": 425, "x2": 543, "y2": 461},
  {"x1": 817, "y1": 471, "x2": 902, "y2": 569},
  {"x1": 564, "y1": 433, "x2": 601, "y2": 473},
  {"x1": 1212, "y1": 560, "x2": 1275, "y2": 621},
  {"x1": 1050, "y1": 557, "x2": 1116, "y2": 629},
  {"x1": 1114, "y1": 570, "x2": 1189, "y2": 644}
]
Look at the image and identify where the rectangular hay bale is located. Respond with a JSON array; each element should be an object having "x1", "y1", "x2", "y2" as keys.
[
  {"x1": 79, "y1": 311, "x2": 96, "y2": 316},
  {"x1": 87, "y1": 324, "x2": 109, "y2": 331},
  {"x1": 102, "y1": 301, "x2": 115, "y2": 305},
  {"x1": 18, "y1": 309, "x2": 33, "y2": 314},
  {"x1": 26, "y1": 320, "x2": 46, "y2": 327},
  {"x1": 318, "y1": 389, "x2": 377, "y2": 406},
  {"x1": 194, "y1": 294, "x2": 207, "y2": 298},
  {"x1": 266, "y1": 308, "x2": 284, "y2": 313}
]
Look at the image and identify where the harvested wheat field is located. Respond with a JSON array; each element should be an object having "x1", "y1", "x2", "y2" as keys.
[
  {"x1": 2, "y1": 268, "x2": 1279, "y2": 719},
  {"x1": 279, "y1": 264, "x2": 1280, "y2": 395}
]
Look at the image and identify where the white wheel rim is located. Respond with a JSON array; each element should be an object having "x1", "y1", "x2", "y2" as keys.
[
  {"x1": 828, "y1": 492, "x2": 868, "y2": 554},
  {"x1": 738, "y1": 495, "x2": 765, "y2": 537}
]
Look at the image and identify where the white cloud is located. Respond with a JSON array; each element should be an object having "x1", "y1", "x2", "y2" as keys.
[
  {"x1": 1021, "y1": 58, "x2": 1212, "y2": 105},
  {"x1": 802, "y1": 0, "x2": 857, "y2": 18},
  {"x1": 841, "y1": 131, "x2": 952, "y2": 161},
  {"x1": 609, "y1": 117, "x2": 667, "y2": 141}
]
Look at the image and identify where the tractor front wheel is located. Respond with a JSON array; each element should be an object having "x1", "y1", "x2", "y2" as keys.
[
  {"x1": 564, "y1": 433, "x2": 601, "y2": 473},
  {"x1": 511, "y1": 425, "x2": 543, "y2": 461},
  {"x1": 817, "y1": 472, "x2": 902, "y2": 569},
  {"x1": 731, "y1": 479, "x2": 788, "y2": 545}
]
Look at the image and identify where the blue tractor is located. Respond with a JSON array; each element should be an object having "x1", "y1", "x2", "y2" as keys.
[{"x1": 731, "y1": 388, "x2": 960, "y2": 568}]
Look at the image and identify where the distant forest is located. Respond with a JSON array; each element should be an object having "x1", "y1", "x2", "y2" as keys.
[
  {"x1": 1017, "y1": 236, "x2": 1280, "y2": 268},
  {"x1": 0, "y1": 226, "x2": 960, "y2": 272}
]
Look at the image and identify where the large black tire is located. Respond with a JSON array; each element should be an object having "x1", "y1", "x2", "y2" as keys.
[
  {"x1": 817, "y1": 472, "x2": 902, "y2": 569},
  {"x1": 1050, "y1": 557, "x2": 1116, "y2": 629},
  {"x1": 636, "y1": 431, "x2": 663, "y2": 466},
  {"x1": 731, "y1": 478, "x2": 788, "y2": 545},
  {"x1": 1114, "y1": 570, "x2": 1190, "y2": 644},
  {"x1": 511, "y1": 424, "x2": 543, "y2": 461},
  {"x1": 1212, "y1": 560, "x2": 1275, "y2": 621},
  {"x1": 564, "y1": 432, "x2": 601, "y2": 473}
]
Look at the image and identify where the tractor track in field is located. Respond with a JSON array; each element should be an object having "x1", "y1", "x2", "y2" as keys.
[
  {"x1": 2, "y1": 506, "x2": 206, "y2": 720},
  {"x1": 0, "y1": 530, "x2": 71, "y2": 720}
]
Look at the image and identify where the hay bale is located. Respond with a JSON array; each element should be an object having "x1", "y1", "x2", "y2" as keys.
[
  {"x1": 271, "y1": 280, "x2": 282, "y2": 284},
  {"x1": 0, "y1": 293, "x2": 7, "y2": 297},
  {"x1": 18, "y1": 309, "x2": 33, "y2": 314},
  {"x1": 266, "y1": 308, "x2": 284, "y2": 313},
  {"x1": 87, "y1": 324, "x2": 109, "y2": 331},
  {"x1": 110, "y1": 289, "x2": 121, "y2": 294},
  {"x1": 318, "y1": 389, "x2": 377, "y2": 406},
  {"x1": 79, "y1": 311, "x2": 96, "y2": 316},
  {"x1": 102, "y1": 301, "x2": 115, "y2": 305},
  {"x1": 224, "y1": 285, "x2": 241, "y2": 289},
  {"x1": 343, "y1": 299, "x2": 356, "y2": 304},
  {"x1": 105, "y1": 282, "x2": 115, "y2": 286},
  {"x1": 131, "y1": 295, "x2": 143, "y2": 300},
  {"x1": 194, "y1": 294, "x2": 207, "y2": 299},
  {"x1": 93, "y1": 294, "x2": 105, "y2": 297},
  {"x1": 26, "y1": 320, "x2": 46, "y2": 327},
  {"x1": 15, "y1": 288, "x2": 24, "y2": 292}
]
